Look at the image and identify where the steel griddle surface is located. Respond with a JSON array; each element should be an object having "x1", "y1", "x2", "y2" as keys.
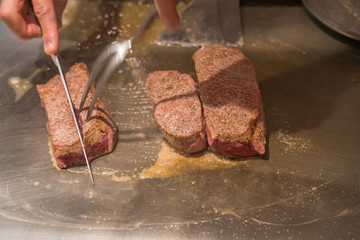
[{"x1": 0, "y1": 1, "x2": 360, "y2": 239}]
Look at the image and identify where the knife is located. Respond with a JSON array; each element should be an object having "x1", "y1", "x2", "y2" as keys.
[{"x1": 51, "y1": 54, "x2": 95, "y2": 185}]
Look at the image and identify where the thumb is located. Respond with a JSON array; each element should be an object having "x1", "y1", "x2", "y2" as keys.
[{"x1": 32, "y1": 0, "x2": 59, "y2": 55}]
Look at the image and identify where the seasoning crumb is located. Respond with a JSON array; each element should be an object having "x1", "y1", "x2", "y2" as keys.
[{"x1": 278, "y1": 131, "x2": 313, "y2": 153}]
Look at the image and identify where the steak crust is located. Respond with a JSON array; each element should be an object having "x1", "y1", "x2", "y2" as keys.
[
  {"x1": 146, "y1": 71, "x2": 206, "y2": 153},
  {"x1": 193, "y1": 46, "x2": 266, "y2": 157},
  {"x1": 37, "y1": 63, "x2": 118, "y2": 168}
]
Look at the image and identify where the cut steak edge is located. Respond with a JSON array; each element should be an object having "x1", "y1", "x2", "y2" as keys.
[
  {"x1": 146, "y1": 70, "x2": 207, "y2": 153},
  {"x1": 193, "y1": 46, "x2": 266, "y2": 158},
  {"x1": 37, "y1": 63, "x2": 118, "y2": 168}
]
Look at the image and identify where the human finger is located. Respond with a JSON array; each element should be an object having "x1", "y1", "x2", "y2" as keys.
[
  {"x1": 32, "y1": 0, "x2": 59, "y2": 55},
  {"x1": 154, "y1": 0, "x2": 179, "y2": 31},
  {"x1": 0, "y1": 0, "x2": 42, "y2": 40}
]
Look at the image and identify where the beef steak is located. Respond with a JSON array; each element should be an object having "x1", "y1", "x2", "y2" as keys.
[
  {"x1": 146, "y1": 71, "x2": 206, "y2": 153},
  {"x1": 193, "y1": 46, "x2": 266, "y2": 157},
  {"x1": 37, "y1": 63, "x2": 118, "y2": 168}
]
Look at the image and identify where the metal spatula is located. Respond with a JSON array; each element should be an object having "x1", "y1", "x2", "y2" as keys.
[
  {"x1": 79, "y1": 4, "x2": 158, "y2": 120},
  {"x1": 155, "y1": 0, "x2": 244, "y2": 47}
]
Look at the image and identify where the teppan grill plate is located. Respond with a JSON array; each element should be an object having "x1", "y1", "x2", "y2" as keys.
[{"x1": 0, "y1": 1, "x2": 359, "y2": 239}]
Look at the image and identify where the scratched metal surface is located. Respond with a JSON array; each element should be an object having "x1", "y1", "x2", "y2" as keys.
[
  {"x1": 0, "y1": 1, "x2": 360, "y2": 239},
  {"x1": 302, "y1": 0, "x2": 360, "y2": 41}
]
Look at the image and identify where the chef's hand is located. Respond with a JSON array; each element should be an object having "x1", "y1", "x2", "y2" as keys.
[
  {"x1": 0, "y1": 0, "x2": 67, "y2": 55},
  {"x1": 154, "y1": 0, "x2": 180, "y2": 31},
  {"x1": 0, "y1": 0, "x2": 179, "y2": 55}
]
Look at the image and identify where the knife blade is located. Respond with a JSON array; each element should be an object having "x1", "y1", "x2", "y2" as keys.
[{"x1": 51, "y1": 54, "x2": 95, "y2": 185}]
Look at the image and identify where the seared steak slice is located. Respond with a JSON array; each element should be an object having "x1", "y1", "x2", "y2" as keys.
[
  {"x1": 37, "y1": 63, "x2": 118, "y2": 168},
  {"x1": 193, "y1": 46, "x2": 266, "y2": 158},
  {"x1": 146, "y1": 71, "x2": 206, "y2": 153}
]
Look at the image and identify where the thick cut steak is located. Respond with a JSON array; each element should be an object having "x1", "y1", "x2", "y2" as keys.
[
  {"x1": 193, "y1": 46, "x2": 266, "y2": 158},
  {"x1": 146, "y1": 71, "x2": 206, "y2": 153},
  {"x1": 37, "y1": 63, "x2": 118, "y2": 168}
]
